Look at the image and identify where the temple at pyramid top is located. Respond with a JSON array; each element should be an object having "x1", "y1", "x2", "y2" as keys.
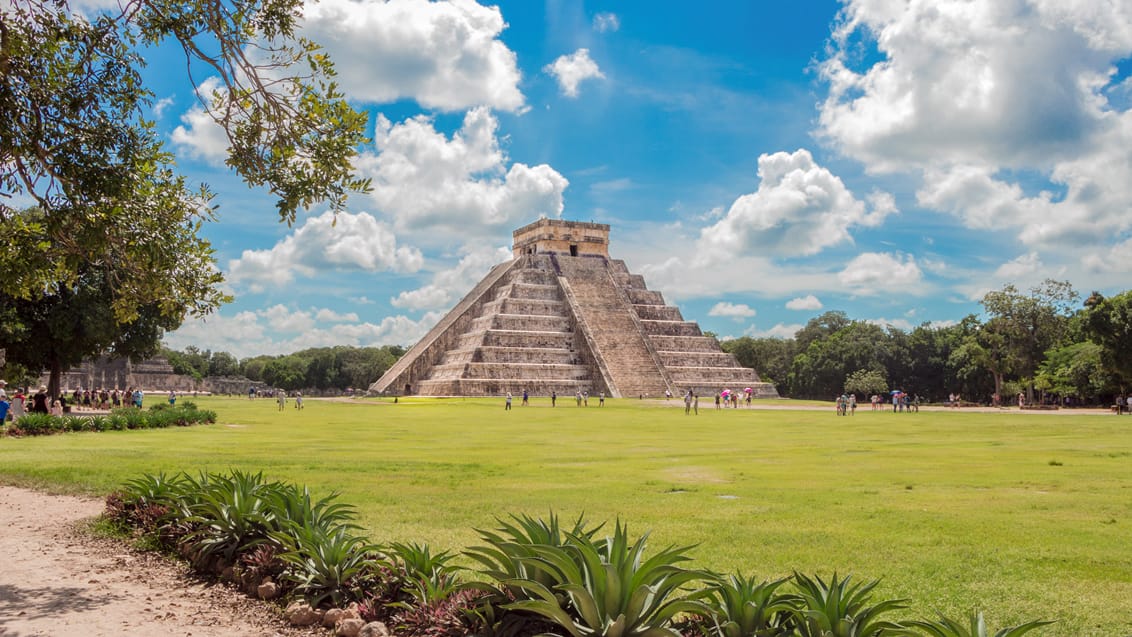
[
  {"x1": 512, "y1": 218, "x2": 610, "y2": 258},
  {"x1": 369, "y1": 219, "x2": 777, "y2": 399}
]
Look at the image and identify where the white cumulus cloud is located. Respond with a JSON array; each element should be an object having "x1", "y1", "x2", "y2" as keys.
[
  {"x1": 300, "y1": 0, "x2": 525, "y2": 112},
  {"x1": 708, "y1": 302, "x2": 757, "y2": 321},
  {"x1": 837, "y1": 253, "x2": 923, "y2": 293},
  {"x1": 544, "y1": 48, "x2": 606, "y2": 98},
  {"x1": 786, "y1": 295, "x2": 823, "y2": 310},
  {"x1": 228, "y1": 211, "x2": 422, "y2": 292},
  {"x1": 695, "y1": 149, "x2": 893, "y2": 262},
  {"x1": 356, "y1": 107, "x2": 568, "y2": 236},
  {"x1": 170, "y1": 77, "x2": 229, "y2": 163}
]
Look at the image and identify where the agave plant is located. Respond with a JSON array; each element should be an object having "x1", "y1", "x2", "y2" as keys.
[
  {"x1": 273, "y1": 524, "x2": 380, "y2": 608},
  {"x1": 382, "y1": 541, "x2": 473, "y2": 606},
  {"x1": 501, "y1": 519, "x2": 710, "y2": 637},
  {"x1": 698, "y1": 573, "x2": 799, "y2": 637},
  {"x1": 466, "y1": 511, "x2": 603, "y2": 599},
  {"x1": 266, "y1": 483, "x2": 360, "y2": 538},
  {"x1": 181, "y1": 470, "x2": 281, "y2": 569},
  {"x1": 906, "y1": 611, "x2": 1053, "y2": 637},
  {"x1": 790, "y1": 572, "x2": 909, "y2": 637}
]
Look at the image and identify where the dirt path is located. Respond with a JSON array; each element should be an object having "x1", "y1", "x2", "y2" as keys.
[{"x1": 0, "y1": 486, "x2": 317, "y2": 637}]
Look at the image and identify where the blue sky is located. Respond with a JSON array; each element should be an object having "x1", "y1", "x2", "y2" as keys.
[{"x1": 138, "y1": 0, "x2": 1132, "y2": 359}]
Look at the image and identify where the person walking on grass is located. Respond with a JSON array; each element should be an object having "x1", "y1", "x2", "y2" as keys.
[
  {"x1": 505, "y1": 392, "x2": 512, "y2": 411},
  {"x1": 277, "y1": 390, "x2": 286, "y2": 411},
  {"x1": 294, "y1": 391, "x2": 304, "y2": 410}
]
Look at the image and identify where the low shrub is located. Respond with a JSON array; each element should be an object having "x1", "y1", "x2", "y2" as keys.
[{"x1": 104, "y1": 474, "x2": 1055, "y2": 637}]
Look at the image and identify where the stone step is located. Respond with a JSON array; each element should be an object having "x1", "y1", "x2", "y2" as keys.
[
  {"x1": 633, "y1": 305, "x2": 683, "y2": 321},
  {"x1": 626, "y1": 289, "x2": 665, "y2": 305},
  {"x1": 667, "y1": 366, "x2": 761, "y2": 384},
  {"x1": 415, "y1": 378, "x2": 597, "y2": 397},
  {"x1": 639, "y1": 319, "x2": 702, "y2": 337},
  {"x1": 470, "y1": 313, "x2": 571, "y2": 333},
  {"x1": 496, "y1": 282, "x2": 561, "y2": 301},
  {"x1": 658, "y1": 351, "x2": 743, "y2": 367},
  {"x1": 437, "y1": 347, "x2": 579, "y2": 366},
  {"x1": 459, "y1": 329, "x2": 577, "y2": 350},
  {"x1": 426, "y1": 362, "x2": 592, "y2": 381},
  {"x1": 482, "y1": 297, "x2": 568, "y2": 317},
  {"x1": 649, "y1": 335, "x2": 722, "y2": 352},
  {"x1": 511, "y1": 269, "x2": 559, "y2": 286}
]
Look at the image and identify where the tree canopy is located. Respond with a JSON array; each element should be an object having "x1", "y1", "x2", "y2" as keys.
[{"x1": 1, "y1": 0, "x2": 369, "y2": 392}]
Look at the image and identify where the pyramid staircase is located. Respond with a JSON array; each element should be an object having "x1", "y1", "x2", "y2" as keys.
[{"x1": 370, "y1": 234, "x2": 778, "y2": 399}]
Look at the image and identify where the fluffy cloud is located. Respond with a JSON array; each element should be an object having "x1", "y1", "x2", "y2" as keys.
[
  {"x1": 786, "y1": 295, "x2": 823, "y2": 311},
  {"x1": 228, "y1": 211, "x2": 422, "y2": 292},
  {"x1": 300, "y1": 0, "x2": 524, "y2": 112},
  {"x1": 170, "y1": 77, "x2": 228, "y2": 163},
  {"x1": 544, "y1": 48, "x2": 606, "y2": 97},
  {"x1": 165, "y1": 307, "x2": 443, "y2": 359},
  {"x1": 837, "y1": 253, "x2": 923, "y2": 293},
  {"x1": 708, "y1": 302, "x2": 756, "y2": 321},
  {"x1": 695, "y1": 149, "x2": 893, "y2": 262},
  {"x1": 993, "y1": 252, "x2": 1043, "y2": 281},
  {"x1": 593, "y1": 12, "x2": 620, "y2": 33},
  {"x1": 817, "y1": 0, "x2": 1132, "y2": 170},
  {"x1": 392, "y1": 245, "x2": 512, "y2": 310},
  {"x1": 1083, "y1": 237, "x2": 1132, "y2": 272},
  {"x1": 818, "y1": 0, "x2": 1132, "y2": 253},
  {"x1": 356, "y1": 107, "x2": 568, "y2": 235},
  {"x1": 744, "y1": 323, "x2": 804, "y2": 340}
]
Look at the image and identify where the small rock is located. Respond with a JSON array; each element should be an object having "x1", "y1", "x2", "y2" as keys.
[
  {"x1": 323, "y1": 607, "x2": 346, "y2": 627},
  {"x1": 337, "y1": 618, "x2": 366, "y2": 637},
  {"x1": 285, "y1": 601, "x2": 323, "y2": 626},
  {"x1": 358, "y1": 621, "x2": 391, "y2": 637},
  {"x1": 257, "y1": 579, "x2": 278, "y2": 600}
]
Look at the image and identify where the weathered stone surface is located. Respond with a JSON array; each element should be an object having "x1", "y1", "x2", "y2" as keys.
[
  {"x1": 370, "y1": 220, "x2": 778, "y2": 399},
  {"x1": 285, "y1": 601, "x2": 323, "y2": 626},
  {"x1": 358, "y1": 621, "x2": 391, "y2": 637},
  {"x1": 256, "y1": 578, "x2": 278, "y2": 600},
  {"x1": 337, "y1": 618, "x2": 366, "y2": 637}
]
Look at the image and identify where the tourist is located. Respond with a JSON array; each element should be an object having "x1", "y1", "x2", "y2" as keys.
[
  {"x1": 665, "y1": 389, "x2": 671, "y2": 400},
  {"x1": 693, "y1": 393, "x2": 699, "y2": 415},
  {"x1": 32, "y1": 386, "x2": 49, "y2": 414},
  {"x1": 849, "y1": 393, "x2": 857, "y2": 415},
  {"x1": 599, "y1": 391, "x2": 605, "y2": 407},
  {"x1": 1018, "y1": 392, "x2": 1025, "y2": 409},
  {"x1": 575, "y1": 390, "x2": 582, "y2": 406},
  {"x1": 684, "y1": 391, "x2": 691, "y2": 414},
  {"x1": 583, "y1": 391, "x2": 589, "y2": 407},
  {"x1": 715, "y1": 393, "x2": 721, "y2": 409},
  {"x1": 295, "y1": 391, "x2": 303, "y2": 410},
  {"x1": 249, "y1": 386, "x2": 256, "y2": 400},
  {"x1": 551, "y1": 390, "x2": 557, "y2": 407},
  {"x1": 522, "y1": 389, "x2": 529, "y2": 406},
  {"x1": 50, "y1": 399, "x2": 63, "y2": 417},
  {"x1": 0, "y1": 379, "x2": 7, "y2": 403},
  {"x1": 168, "y1": 390, "x2": 177, "y2": 406},
  {"x1": 133, "y1": 388, "x2": 144, "y2": 409},
  {"x1": 277, "y1": 390, "x2": 286, "y2": 411},
  {"x1": 505, "y1": 392, "x2": 512, "y2": 411},
  {"x1": 10, "y1": 387, "x2": 26, "y2": 422},
  {"x1": 0, "y1": 395, "x2": 8, "y2": 424}
]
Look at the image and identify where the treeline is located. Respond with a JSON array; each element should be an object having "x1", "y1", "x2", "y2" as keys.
[
  {"x1": 722, "y1": 281, "x2": 1132, "y2": 404},
  {"x1": 160, "y1": 345, "x2": 406, "y2": 392}
]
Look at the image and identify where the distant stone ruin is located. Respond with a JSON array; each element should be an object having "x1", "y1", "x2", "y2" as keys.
[
  {"x1": 369, "y1": 219, "x2": 778, "y2": 398},
  {"x1": 45, "y1": 356, "x2": 198, "y2": 392}
]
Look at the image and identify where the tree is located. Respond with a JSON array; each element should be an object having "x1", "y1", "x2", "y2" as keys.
[
  {"x1": 1, "y1": 0, "x2": 368, "y2": 390},
  {"x1": 1083, "y1": 290, "x2": 1132, "y2": 390},
  {"x1": 978, "y1": 280, "x2": 1078, "y2": 402},
  {"x1": 844, "y1": 368, "x2": 887, "y2": 397},
  {"x1": 1, "y1": 267, "x2": 188, "y2": 398},
  {"x1": 720, "y1": 336, "x2": 796, "y2": 393}
]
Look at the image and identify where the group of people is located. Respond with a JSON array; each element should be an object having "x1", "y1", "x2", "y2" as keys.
[
  {"x1": 0, "y1": 380, "x2": 155, "y2": 424},
  {"x1": 505, "y1": 389, "x2": 605, "y2": 409}
]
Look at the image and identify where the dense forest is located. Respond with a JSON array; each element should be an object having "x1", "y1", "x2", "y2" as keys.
[
  {"x1": 158, "y1": 281, "x2": 1131, "y2": 404},
  {"x1": 160, "y1": 345, "x2": 405, "y2": 392},
  {"x1": 721, "y1": 282, "x2": 1132, "y2": 404}
]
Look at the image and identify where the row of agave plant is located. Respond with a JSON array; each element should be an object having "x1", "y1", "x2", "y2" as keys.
[
  {"x1": 6, "y1": 403, "x2": 217, "y2": 436},
  {"x1": 106, "y1": 470, "x2": 1052, "y2": 637}
]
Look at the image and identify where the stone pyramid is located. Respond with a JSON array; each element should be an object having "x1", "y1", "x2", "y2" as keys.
[{"x1": 369, "y1": 219, "x2": 778, "y2": 398}]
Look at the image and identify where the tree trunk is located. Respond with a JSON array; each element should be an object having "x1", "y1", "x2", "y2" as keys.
[{"x1": 48, "y1": 357, "x2": 62, "y2": 402}]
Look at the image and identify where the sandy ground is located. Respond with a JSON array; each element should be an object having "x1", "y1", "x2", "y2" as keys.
[{"x1": 0, "y1": 486, "x2": 320, "y2": 637}]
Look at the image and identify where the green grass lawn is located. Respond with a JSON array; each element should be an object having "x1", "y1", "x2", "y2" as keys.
[{"x1": 2, "y1": 396, "x2": 1130, "y2": 635}]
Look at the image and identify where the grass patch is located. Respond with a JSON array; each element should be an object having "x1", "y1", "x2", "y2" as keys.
[{"x1": 1, "y1": 396, "x2": 1129, "y2": 636}]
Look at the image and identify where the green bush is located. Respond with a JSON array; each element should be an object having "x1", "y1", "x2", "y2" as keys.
[{"x1": 8, "y1": 413, "x2": 58, "y2": 435}]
